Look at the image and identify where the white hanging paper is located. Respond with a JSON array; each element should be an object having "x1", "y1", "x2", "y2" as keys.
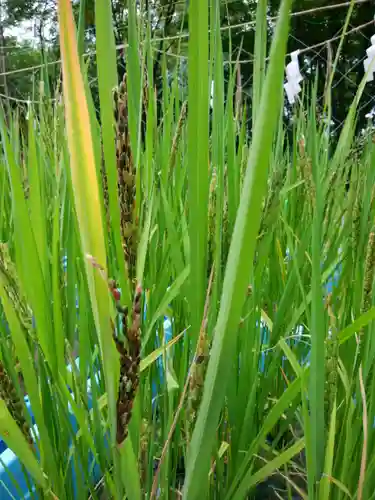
[
  {"x1": 284, "y1": 50, "x2": 303, "y2": 104},
  {"x1": 364, "y1": 35, "x2": 375, "y2": 83}
]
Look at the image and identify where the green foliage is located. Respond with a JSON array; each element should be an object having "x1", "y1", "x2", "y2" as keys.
[
  {"x1": 1, "y1": 1, "x2": 375, "y2": 500},
  {"x1": 2, "y1": 0, "x2": 36, "y2": 26},
  {"x1": 0, "y1": 38, "x2": 58, "y2": 103}
]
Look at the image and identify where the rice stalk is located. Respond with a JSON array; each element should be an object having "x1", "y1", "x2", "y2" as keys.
[
  {"x1": 301, "y1": 155, "x2": 316, "y2": 211},
  {"x1": 168, "y1": 100, "x2": 187, "y2": 174},
  {"x1": 101, "y1": 146, "x2": 110, "y2": 233},
  {"x1": 323, "y1": 167, "x2": 339, "y2": 241},
  {"x1": 0, "y1": 360, "x2": 33, "y2": 447},
  {"x1": 186, "y1": 322, "x2": 210, "y2": 439},
  {"x1": 3, "y1": 1, "x2": 375, "y2": 497},
  {"x1": 0, "y1": 243, "x2": 34, "y2": 336},
  {"x1": 351, "y1": 182, "x2": 362, "y2": 263},
  {"x1": 186, "y1": 266, "x2": 214, "y2": 442},
  {"x1": 259, "y1": 164, "x2": 285, "y2": 242},
  {"x1": 0, "y1": 247, "x2": 33, "y2": 447},
  {"x1": 0, "y1": 243, "x2": 38, "y2": 445},
  {"x1": 324, "y1": 293, "x2": 339, "y2": 424},
  {"x1": 360, "y1": 225, "x2": 375, "y2": 324},
  {"x1": 114, "y1": 74, "x2": 138, "y2": 285},
  {"x1": 113, "y1": 286, "x2": 142, "y2": 445},
  {"x1": 208, "y1": 169, "x2": 217, "y2": 270}
]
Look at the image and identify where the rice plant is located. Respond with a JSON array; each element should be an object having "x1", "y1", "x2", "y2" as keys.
[{"x1": 1, "y1": 0, "x2": 375, "y2": 499}]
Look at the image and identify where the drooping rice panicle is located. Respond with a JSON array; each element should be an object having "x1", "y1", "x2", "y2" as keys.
[{"x1": 113, "y1": 286, "x2": 142, "y2": 445}]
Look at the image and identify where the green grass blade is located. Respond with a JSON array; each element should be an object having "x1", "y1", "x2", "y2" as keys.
[
  {"x1": 232, "y1": 438, "x2": 305, "y2": 499},
  {"x1": 57, "y1": 0, "x2": 119, "y2": 462},
  {"x1": 27, "y1": 108, "x2": 48, "y2": 283},
  {"x1": 226, "y1": 375, "x2": 302, "y2": 499},
  {"x1": 0, "y1": 113, "x2": 57, "y2": 378},
  {"x1": 319, "y1": 398, "x2": 337, "y2": 500},
  {"x1": 0, "y1": 400, "x2": 47, "y2": 489},
  {"x1": 140, "y1": 330, "x2": 185, "y2": 372},
  {"x1": 52, "y1": 175, "x2": 66, "y2": 380},
  {"x1": 119, "y1": 439, "x2": 141, "y2": 500},
  {"x1": 95, "y1": 0, "x2": 131, "y2": 306},
  {"x1": 338, "y1": 307, "x2": 375, "y2": 344},
  {"x1": 77, "y1": 0, "x2": 87, "y2": 56},
  {"x1": 143, "y1": 265, "x2": 190, "y2": 350},
  {"x1": 186, "y1": 0, "x2": 210, "y2": 342},
  {"x1": 252, "y1": 0, "x2": 267, "y2": 128},
  {"x1": 0, "y1": 271, "x2": 59, "y2": 487},
  {"x1": 309, "y1": 97, "x2": 326, "y2": 483},
  {"x1": 182, "y1": 1, "x2": 294, "y2": 497}
]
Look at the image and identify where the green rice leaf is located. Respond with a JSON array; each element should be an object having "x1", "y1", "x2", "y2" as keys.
[{"x1": 183, "y1": 1, "x2": 294, "y2": 497}]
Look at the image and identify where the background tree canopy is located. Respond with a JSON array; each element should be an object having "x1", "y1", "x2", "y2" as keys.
[{"x1": 1, "y1": 0, "x2": 374, "y2": 133}]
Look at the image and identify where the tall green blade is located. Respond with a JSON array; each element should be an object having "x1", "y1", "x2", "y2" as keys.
[
  {"x1": 57, "y1": 0, "x2": 119, "y2": 466},
  {"x1": 95, "y1": 0, "x2": 131, "y2": 306},
  {"x1": 252, "y1": 0, "x2": 267, "y2": 128},
  {"x1": 0, "y1": 400, "x2": 47, "y2": 490},
  {"x1": 309, "y1": 92, "x2": 326, "y2": 483},
  {"x1": 183, "y1": 1, "x2": 294, "y2": 498},
  {"x1": 187, "y1": 0, "x2": 210, "y2": 342}
]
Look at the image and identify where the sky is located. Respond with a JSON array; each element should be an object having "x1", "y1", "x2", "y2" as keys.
[{"x1": 5, "y1": 20, "x2": 36, "y2": 43}]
